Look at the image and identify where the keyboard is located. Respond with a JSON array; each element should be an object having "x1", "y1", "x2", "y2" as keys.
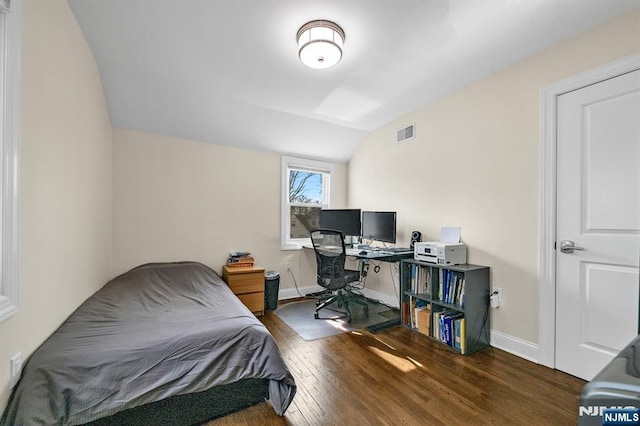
[
  {"x1": 384, "y1": 247, "x2": 413, "y2": 253},
  {"x1": 346, "y1": 247, "x2": 412, "y2": 256},
  {"x1": 345, "y1": 248, "x2": 366, "y2": 256}
]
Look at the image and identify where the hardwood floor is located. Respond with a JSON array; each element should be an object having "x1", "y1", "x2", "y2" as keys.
[{"x1": 207, "y1": 303, "x2": 586, "y2": 425}]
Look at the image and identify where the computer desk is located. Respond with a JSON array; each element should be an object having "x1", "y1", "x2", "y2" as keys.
[
  {"x1": 345, "y1": 250, "x2": 414, "y2": 332},
  {"x1": 304, "y1": 244, "x2": 413, "y2": 330}
]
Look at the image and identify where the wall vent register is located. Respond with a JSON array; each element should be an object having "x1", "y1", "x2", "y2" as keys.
[{"x1": 396, "y1": 124, "x2": 414, "y2": 143}]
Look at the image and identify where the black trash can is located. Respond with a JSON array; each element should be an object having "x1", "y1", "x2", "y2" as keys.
[{"x1": 264, "y1": 271, "x2": 280, "y2": 311}]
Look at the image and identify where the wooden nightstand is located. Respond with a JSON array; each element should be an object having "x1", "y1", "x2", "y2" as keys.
[{"x1": 222, "y1": 265, "x2": 265, "y2": 316}]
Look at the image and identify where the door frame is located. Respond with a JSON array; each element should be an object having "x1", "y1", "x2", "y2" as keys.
[{"x1": 538, "y1": 53, "x2": 640, "y2": 368}]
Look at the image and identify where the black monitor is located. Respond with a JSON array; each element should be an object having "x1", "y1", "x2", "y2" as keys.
[
  {"x1": 361, "y1": 211, "x2": 397, "y2": 243},
  {"x1": 319, "y1": 209, "x2": 362, "y2": 237}
]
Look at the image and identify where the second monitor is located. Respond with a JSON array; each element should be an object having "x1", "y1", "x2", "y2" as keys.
[{"x1": 361, "y1": 211, "x2": 397, "y2": 244}]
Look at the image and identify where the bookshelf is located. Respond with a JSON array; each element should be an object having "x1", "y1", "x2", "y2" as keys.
[{"x1": 399, "y1": 259, "x2": 490, "y2": 355}]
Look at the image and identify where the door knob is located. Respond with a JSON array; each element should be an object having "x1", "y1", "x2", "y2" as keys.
[{"x1": 560, "y1": 240, "x2": 584, "y2": 253}]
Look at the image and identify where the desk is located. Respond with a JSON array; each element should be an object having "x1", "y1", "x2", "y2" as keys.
[
  {"x1": 304, "y1": 244, "x2": 413, "y2": 331},
  {"x1": 345, "y1": 250, "x2": 414, "y2": 332}
]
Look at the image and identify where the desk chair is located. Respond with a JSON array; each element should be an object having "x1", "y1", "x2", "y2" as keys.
[{"x1": 310, "y1": 229, "x2": 369, "y2": 323}]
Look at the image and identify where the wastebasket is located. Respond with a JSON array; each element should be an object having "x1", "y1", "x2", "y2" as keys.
[{"x1": 264, "y1": 271, "x2": 280, "y2": 311}]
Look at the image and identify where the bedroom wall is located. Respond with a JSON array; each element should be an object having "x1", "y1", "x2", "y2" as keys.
[
  {"x1": 112, "y1": 128, "x2": 347, "y2": 291},
  {"x1": 0, "y1": 0, "x2": 113, "y2": 410},
  {"x1": 348, "y1": 8, "x2": 640, "y2": 347}
]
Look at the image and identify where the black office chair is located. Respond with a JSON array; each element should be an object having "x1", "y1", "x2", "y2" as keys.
[{"x1": 309, "y1": 229, "x2": 369, "y2": 323}]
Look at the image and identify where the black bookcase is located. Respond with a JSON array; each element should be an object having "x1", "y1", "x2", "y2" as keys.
[{"x1": 399, "y1": 259, "x2": 490, "y2": 355}]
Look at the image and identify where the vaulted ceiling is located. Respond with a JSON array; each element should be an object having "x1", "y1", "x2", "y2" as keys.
[{"x1": 68, "y1": 0, "x2": 640, "y2": 162}]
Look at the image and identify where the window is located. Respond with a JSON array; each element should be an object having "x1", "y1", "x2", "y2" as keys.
[
  {"x1": 281, "y1": 156, "x2": 334, "y2": 249},
  {"x1": 0, "y1": 0, "x2": 21, "y2": 323}
]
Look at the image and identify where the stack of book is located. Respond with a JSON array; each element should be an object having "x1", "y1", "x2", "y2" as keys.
[
  {"x1": 432, "y1": 309, "x2": 466, "y2": 354},
  {"x1": 227, "y1": 251, "x2": 254, "y2": 268}
]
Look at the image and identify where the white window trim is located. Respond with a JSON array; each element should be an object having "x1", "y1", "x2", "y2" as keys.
[
  {"x1": 281, "y1": 156, "x2": 335, "y2": 250},
  {"x1": 0, "y1": 0, "x2": 21, "y2": 323}
]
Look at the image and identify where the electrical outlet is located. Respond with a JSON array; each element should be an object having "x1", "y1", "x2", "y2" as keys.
[
  {"x1": 491, "y1": 288, "x2": 502, "y2": 308},
  {"x1": 10, "y1": 352, "x2": 22, "y2": 388},
  {"x1": 284, "y1": 262, "x2": 291, "y2": 271}
]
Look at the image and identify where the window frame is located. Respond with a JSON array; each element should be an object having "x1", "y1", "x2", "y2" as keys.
[
  {"x1": 281, "y1": 156, "x2": 335, "y2": 250},
  {"x1": 0, "y1": 0, "x2": 21, "y2": 323}
]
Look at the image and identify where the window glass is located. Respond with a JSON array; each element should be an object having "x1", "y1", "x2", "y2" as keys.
[{"x1": 281, "y1": 157, "x2": 334, "y2": 249}]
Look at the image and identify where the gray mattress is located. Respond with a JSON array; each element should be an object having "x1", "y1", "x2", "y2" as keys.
[{"x1": 1, "y1": 262, "x2": 296, "y2": 425}]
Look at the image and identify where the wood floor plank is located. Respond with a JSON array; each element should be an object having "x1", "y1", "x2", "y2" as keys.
[{"x1": 205, "y1": 303, "x2": 586, "y2": 425}]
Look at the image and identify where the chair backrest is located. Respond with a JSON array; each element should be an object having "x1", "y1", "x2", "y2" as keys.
[{"x1": 310, "y1": 229, "x2": 348, "y2": 291}]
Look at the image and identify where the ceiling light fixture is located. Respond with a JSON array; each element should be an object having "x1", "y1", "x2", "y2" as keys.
[{"x1": 297, "y1": 20, "x2": 345, "y2": 69}]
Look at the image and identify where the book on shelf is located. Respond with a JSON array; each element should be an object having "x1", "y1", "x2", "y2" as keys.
[
  {"x1": 226, "y1": 261, "x2": 254, "y2": 268},
  {"x1": 436, "y1": 269, "x2": 465, "y2": 306},
  {"x1": 407, "y1": 297, "x2": 426, "y2": 329},
  {"x1": 433, "y1": 311, "x2": 440, "y2": 341},
  {"x1": 436, "y1": 310, "x2": 464, "y2": 349},
  {"x1": 402, "y1": 301, "x2": 411, "y2": 326},
  {"x1": 459, "y1": 318, "x2": 467, "y2": 354},
  {"x1": 409, "y1": 264, "x2": 432, "y2": 296},
  {"x1": 416, "y1": 305, "x2": 431, "y2": 336},
  {"x1": 227, "y1": 257, "x2": 254, "y2": 263},
  {"x1": 454, "y1": 317, "x2": 466, "y2": 353}
]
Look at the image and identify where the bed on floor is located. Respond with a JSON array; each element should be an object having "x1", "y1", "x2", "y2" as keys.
[{"x1": 1, "y1": 261, "x2": 296, "y2": 425}]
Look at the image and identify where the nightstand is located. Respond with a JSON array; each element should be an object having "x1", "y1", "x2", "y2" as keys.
[{"x1": 222, "y1": 265, "x2": 265, "y2": 316}]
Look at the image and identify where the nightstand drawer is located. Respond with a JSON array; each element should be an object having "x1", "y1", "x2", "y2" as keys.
[
  {"x1": 236, "y1": 292, "x2": 264, "y2": 314},
  {"x1": 226, "y1": 272, "x2": 263, "y2": 294}
]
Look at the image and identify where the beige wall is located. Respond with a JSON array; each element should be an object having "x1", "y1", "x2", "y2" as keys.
[
  {"x1": 0, "y1": 0, "x2": 113, "y2": 409},
  {"x1": 112, "y1": 128, "x2": 347, "y2": 287},
  {"x1": 349, "y1": 9, "x2": 640, "y2": 344},
  {"x1": 1, "y1": 2, "x2": 637, "y2": 414}
]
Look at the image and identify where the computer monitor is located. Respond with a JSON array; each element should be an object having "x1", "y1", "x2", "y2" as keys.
[
  {"x1": 319, "y1": 209, "x2": 362, "y2": 237},
  {"x1": 361, "y1": 211, "x2": 397, "y2": 243}
]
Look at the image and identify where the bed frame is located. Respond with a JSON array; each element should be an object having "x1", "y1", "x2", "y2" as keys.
[{"x1": 83, "y1": 378, "x2": 269, "y2": 426}]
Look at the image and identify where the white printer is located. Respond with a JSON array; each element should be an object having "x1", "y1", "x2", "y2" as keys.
[{"x1": 414, "y1": 241, "x2": 467, "y2": 265}]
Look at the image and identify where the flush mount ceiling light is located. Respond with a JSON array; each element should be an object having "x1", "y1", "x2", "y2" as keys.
[{"x1": 297, "y1": 20, "x2": 345, "y2": 69}]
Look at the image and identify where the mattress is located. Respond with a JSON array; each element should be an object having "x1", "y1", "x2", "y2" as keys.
[{"x1": 1, "y1": 261, "x2": 296, "y2": 425}]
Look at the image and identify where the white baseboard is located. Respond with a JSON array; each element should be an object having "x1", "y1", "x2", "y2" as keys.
[{"x1": 490, "y1": 329, "x2": 539, "y2": 363}]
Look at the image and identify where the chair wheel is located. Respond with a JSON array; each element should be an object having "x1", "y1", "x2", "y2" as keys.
[{"x1": 314, "y1": 313, "x2": 319, "y2": 319}]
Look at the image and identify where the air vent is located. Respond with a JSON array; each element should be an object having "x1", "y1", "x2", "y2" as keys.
[{"x1": 396, "y1": 124, "x2": 415, "y2": 143}]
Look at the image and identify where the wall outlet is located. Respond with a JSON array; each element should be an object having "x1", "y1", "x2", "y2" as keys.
[
  {"x1": 491, "y1": 288, "x2": 502, "y2": 308},
  {"x1": 284, "y1": 262, "x2": 291, "y2": 271},
  {"x1": 10, "y1": 352, "x2": 22, "y2": 388}
]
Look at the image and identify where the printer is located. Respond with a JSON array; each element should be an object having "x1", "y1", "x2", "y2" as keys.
[{"x1": 414, "y1": 241, "x2": 467, "y2": 265}]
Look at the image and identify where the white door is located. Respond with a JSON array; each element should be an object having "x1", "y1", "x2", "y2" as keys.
[{"x1": 555, "y1": 69, "x2": 640, "y2": 381}]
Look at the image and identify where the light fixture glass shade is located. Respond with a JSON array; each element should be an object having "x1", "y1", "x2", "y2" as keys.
[{"x1": 297, "y1": 20, "x2": 344, "y2": 69}]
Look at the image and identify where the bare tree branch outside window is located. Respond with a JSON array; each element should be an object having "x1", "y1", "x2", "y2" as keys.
[
  {"x1": 288, "y1": 169, "x2": 325, "y2": 238},
  {"x1": 289, "y1": 170, "x2": 319, "y2": 203}
]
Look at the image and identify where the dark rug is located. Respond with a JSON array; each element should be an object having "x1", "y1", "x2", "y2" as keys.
[{"x1": 274, "y1": 297, "x2": 399, "y2": 341}]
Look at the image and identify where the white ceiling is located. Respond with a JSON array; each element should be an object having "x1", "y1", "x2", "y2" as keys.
[{"x1": 68, "y1": 0, "x2": 640, "y2": 162}]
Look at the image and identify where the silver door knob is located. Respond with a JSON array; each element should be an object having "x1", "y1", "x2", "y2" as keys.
[{"x1": 560, "y1": 240, "x2": 584, "y2": 253}]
